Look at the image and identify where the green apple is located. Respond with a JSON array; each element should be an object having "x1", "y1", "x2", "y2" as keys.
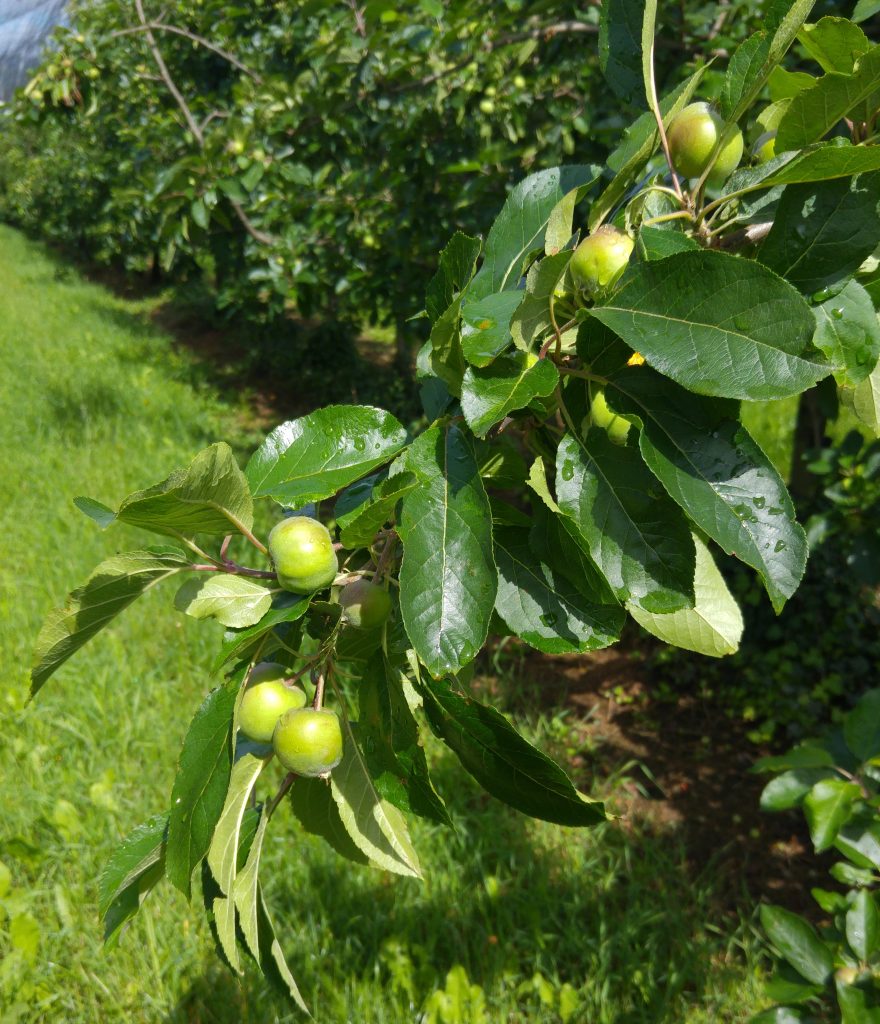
[
  {"x1": 238, "y1": 677, "x2": 307, "y2": 743},
  {"x1": 339, "y1": 580, "x2": 392, "y2": 630},
  {"x1": 570, "y1": 227, "x2": 634, "y2": 294},
  {"x1": 268, "y1": 516, "x2": 338, "y2": 594},
  {"x1": 667, "y1": 102, "x2": 743, "y2": 185},
  {"x1": 273, "y1": 707, "x2": 343, "y2": 777},
  {"x1": 590, "y1": 385, "x2": 630, "y2": 444},
  {"x1": 753, "y1": 130, "x2": 776, "y2": 164}
]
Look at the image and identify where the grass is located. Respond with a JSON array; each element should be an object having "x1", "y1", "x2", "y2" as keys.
[{"x1": 0, "y1": 225, "x2": 770, "y2": 1022}]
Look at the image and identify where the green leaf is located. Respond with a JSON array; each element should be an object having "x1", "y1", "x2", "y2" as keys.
[
  {"x1": 777, "y1": 45, "x2": 880, "y2": 150},
  {"x1": 429, "y1": 292, "x2": 469, "y2": 396},
  {"x1": 467, "y1": 166, "x2": 600, "y2": 301},
  {"x1": 854, "y1": 0, "x2": 880, "y2": 21},
  {"x1": 329, "y1": 716, "x2": 422, "y2": 878},
  {"x1": 98, "y1": 814, "x2": 167, "y2": 947},
  {"x1": 232, "y1": 810, "x2": 269, "y2": 963},
  {"x1": 546, "y1": 178, "x2": 601, "y2": 256},
  {"x1": 605, "y1": 366, "x2": 807, "y2": 612},
  {"x1": 591, "y1": 251, "x2": 827, "y2": 401},
  {"x1": 754, "y1": 745, "x2": 835, "y2": 772},
  {"x1": 836, "y1": 822, "x2": 880, "y2": 871},
  {"x1": 836, "y1": 976, "x2": 880, "y2": 1024},
  {"x1": 256, "y1": 889, "x2": 310, "y2": 1014},
  {"x1": 461, "y1": 353, "x2": 558, "y2": 439},
  {"x1": 207, "y1": 752, "x2": 268, "y2": 896},
  {"x1": 627, "y1": 534, "x2": 744, "y2": 657},
  {"x1": 460, "y1": 291, "x2": 523, "y2": 367},
  {"x1": 760, "y1": 904, "x2": 834, "y2": 985},
  {"x1": 398, "y1": 424, "x2": 497, "y2": 678},
  {"x1": 213, "y1": 593, "x2": 310, "y2": 671},
  {"x1": 814, "y1": 281, "x2": 880, "y2": 388},
  {"x1": 757, "y1": 175, "x2": 880, "y2": 296},
  {"x1": 338, "y1": 472, "x2": 417, "y2": 549},
  {"x1": 290, "y1": 776, "x2": 369, "y2": 864},
  {"x1": 590, "y1": 67, "x2": 707, "y2": 230},
  {"x1": 555, "y1": 431, "x2": 695, "y2": 613},
  {"x1": 847, "y1": 890, "x2": 880, "y2": 960},
  {"x1": 98, "y1": 814, "x2": 167, "y2": 917},
  {"x1": 82, "y1": 443, "x2": 254, "y2": 540},
  {"x1": 493, "y1": 524, "x2": 623, "y2": 654},
  {"x1": 765, "y1": 144, "x2": 880, "y2": 186},
  {"x1": 764, "y1": 961, "x2": 825, "y2": 1004},
  {"x1": 31, "y1": 548, "x2": 190, "y2": 695},
  {"x1": 636, "y1": 226, "x2": 700, "y2": 261},
  {"x1": 804, "y1": 777, "x2": 861, "y2": 851},
  {"x1": 760, "y1": 768, "x2": 835, "y2": 811},
  {"x1": 720, "y1": 0, "x2": 817, "y2": 122},
  {"x1": 799, "y1": 17, "x2": 870, "y2": 74},
  {"x1": 845, "y1": 690, "x2": 880, "y2": 762},
  {"x1": 73, "y1": 495, "x2": 116, "y2": 528},
  {"x1": 509, "y1": 252, "x2": 573, "y2": 354},
  {"x1": 174, "y1": 575, "x2": 273, "y2": 629},
  {"x1": 166, "y1": 683, "x2": 238, "y2": 898},
  {"x1": 416, "y1": 676, "x2": 606, "y2": 827},
  {"x1": 212, "y1": 894, "x2": 240, "y2": 974},
  {"x1": 831, "y1": 861, "x2": 877, "y2": 886},
  {"x1": 246, "y1": 405, "x2": 408, "y2": 505},
  {"x1": 356, "y1": 653, "x2": 452, "y2": 826},
  {"x1": 845, "y1": 360, "x2": 880, "y2": 436},
  {"x1": 426, "y1": 231, "x2": 481, "y2": 324},
  {"x1": 599, "y1": 0, "x2": 645, "y2": 106}
]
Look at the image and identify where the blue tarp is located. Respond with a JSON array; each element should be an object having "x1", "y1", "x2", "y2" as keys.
[{"x1": 0, "y1": 0, "x2": 69, "y2": 101}]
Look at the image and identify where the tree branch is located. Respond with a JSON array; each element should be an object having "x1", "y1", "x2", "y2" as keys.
[
  {"x1": 131, "y1": 0, "x2": 275, "y2": 246},
  {"x1": 108, "y1": 21, "x2": 262, "y2": 82}
]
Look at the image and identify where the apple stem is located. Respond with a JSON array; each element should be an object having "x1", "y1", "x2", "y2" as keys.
[{"x1": 312, "y1": 671, "x2": 326, "y2": 710}]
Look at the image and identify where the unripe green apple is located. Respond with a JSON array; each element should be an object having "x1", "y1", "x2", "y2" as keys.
[
  {"x1": 667, "y1": 102, "x2": 744, "y2": 185},
  {"x1": 238, "y1": 677, "x2": 307, "y2": 743},
  {"x1": 590, "y1": 385, "x2": 630, "y2": 444},
  {"x1": 268, "y1": 516, "x2": 338, "y2": 594},
  {"x1": 273, "y1": 707, "x2": 343, "y2": 777},
  {"x1": 479, "y1": 98, "x2": 495, "y2": 115},
  {"x1": 753, "y1": 130, "x2": 776, "y2": 164},
  {"x1": 570, "y1": 227, "x2": 634, "y2": 294},
  {"x1": 339, "y1": 580, "x2": 392, "y2": 630}
]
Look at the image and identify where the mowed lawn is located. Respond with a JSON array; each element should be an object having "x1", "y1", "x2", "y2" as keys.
[{"x1": 0, "y1": 225, "x2": 769, "y2": 1023}]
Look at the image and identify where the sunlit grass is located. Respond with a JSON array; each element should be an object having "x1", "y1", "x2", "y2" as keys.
[{"x1": 0, "y1": 226, "x2": 768, "y2": 1022}]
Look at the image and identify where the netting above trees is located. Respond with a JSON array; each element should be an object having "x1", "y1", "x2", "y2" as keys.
[{"x1": 0, "y1": 0, "x2": 68, "y2": 101}]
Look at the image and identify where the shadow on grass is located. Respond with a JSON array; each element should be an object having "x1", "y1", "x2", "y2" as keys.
[{"x1": 164, "y1": 752, "x2": 754, "y2": 1024}]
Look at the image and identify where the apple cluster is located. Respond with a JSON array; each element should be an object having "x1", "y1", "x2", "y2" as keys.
[
  {"x1": 238, "y1": 661, "x2": 344, "y2": 777},
  {"x1": 240, "y1": 515, "x2": 395, "y2": 777}
]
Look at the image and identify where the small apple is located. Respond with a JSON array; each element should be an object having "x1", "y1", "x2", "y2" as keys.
[
  {"x1": 753, "y1": 130, "x2": 776, "y2": 164},
  {"x1": 590, "y1": 385, "x2": 630, "y2": 444},
  {"x1": 268, "y1": 516, "x2": 338, "y2": 594},
  {"x1": 339, "y1": 580, "x2": 392, "y2": 630},
  {"x1": 667, "y1": 102, "x2": 744, "y2": 185},
  {"x1": 238, "y1": 675, "x2": 307, "y2": 743},
  {"x1": 570, "y1": 227, "x2": 634, "y2": 294},
  {"x1": 479, "y1": 98, "x2": 495, "y2": 115},
  {"x1": 273, "y1": 707, "x2": 343, "y2": 777}
]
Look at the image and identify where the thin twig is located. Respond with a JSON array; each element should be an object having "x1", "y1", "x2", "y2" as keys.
[
  {"x1": 265, "y1": 772, "x2": 297, "y2": 818},
  {"x1": 188, "y1": 562, "x2": 278, "y2": 579}
]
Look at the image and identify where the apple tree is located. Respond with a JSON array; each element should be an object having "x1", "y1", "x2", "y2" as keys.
[{"x1": 29, "y1": 2, "x2": 880, "y2": 1010}]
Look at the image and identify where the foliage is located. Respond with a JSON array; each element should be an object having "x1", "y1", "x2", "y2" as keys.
[
  {"x1": 22, "y1": 1, "x2": 880, "y2": 1012},
  {"x1": 752, "y1": 689, "x2": 880, "y2": 1023},
  {"x1": 0, "y1": 0, "x2": 807, "y2": 341},
  {"x1": 0, "y1": 226, "x2": 771, "y2": 1022},
  {"x1": 648, "y1": 431, "x2": 880, "y2": 743}
]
